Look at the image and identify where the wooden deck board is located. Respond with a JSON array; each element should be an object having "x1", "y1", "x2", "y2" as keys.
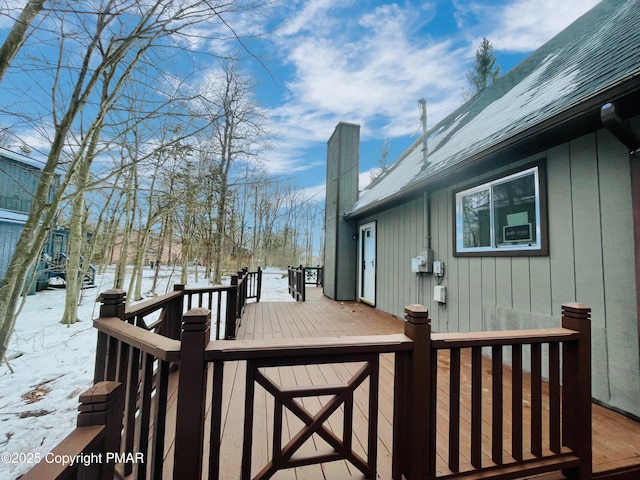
[{"x1": 151, "y1": 287, "x2": 639, "y2": 479}]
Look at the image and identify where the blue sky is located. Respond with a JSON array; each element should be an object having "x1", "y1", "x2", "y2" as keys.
[
  {"x1": 0, "y1": 0, "x2": 602, "y2": 202},
  {"x1": 237, "y1": 0, "x2": 601, "y2": 200}
]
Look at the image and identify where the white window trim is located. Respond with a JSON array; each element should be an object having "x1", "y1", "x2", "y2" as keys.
[{"x1": 455, "y1": 166, "x2": 542, "y2": 254}]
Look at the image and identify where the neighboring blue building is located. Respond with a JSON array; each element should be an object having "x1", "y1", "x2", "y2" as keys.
[{"x1": 0, "y1": 148, "x2": 94, "y2": 292}]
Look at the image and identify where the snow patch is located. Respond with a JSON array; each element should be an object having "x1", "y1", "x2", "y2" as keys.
[{"x1": 0, "y1": 266, "x2": 294, "y2": 479}]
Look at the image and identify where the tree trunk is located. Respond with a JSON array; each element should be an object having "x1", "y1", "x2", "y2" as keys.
[
  {"x1": 114, "y1": 171, "x2": 135, "y2": 291},
  {"x1": 151, "y1": 216, "x2": 168, "y2": 295},
  {"x1": 0, "y1": 0, "x2": 46, "y2": 84},
  {"x1": 61, "y1": 162, "x2": 92, "y2": 325}
]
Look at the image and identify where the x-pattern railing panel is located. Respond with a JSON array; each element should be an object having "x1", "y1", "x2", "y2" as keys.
[{"x1": 241, "y1": 355, "x2": 379, "y2": 480}]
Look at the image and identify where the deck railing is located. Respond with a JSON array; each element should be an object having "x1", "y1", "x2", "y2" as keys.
[
  {"x1": 26, "y1": 292, "x2": 591, "y2": 480},
  {"x1": 304, "y1": 265, "x2": 323, "y2": 286},
  {"x1": 287, "y1": 265, "x2": 323, "y2": 301},
  {"x1": 396, "y1": 303, "x2": 591, "y2": 480},
  {"x1": 287, "y1": 265, "x2": 305, "y2": 301},
  {"x1": 93, "y1": 290, "x2": 181, "y2": 479},
  {"x1": 172, "y1": 302, "x2": 591, "y2": 480},
  {"x1": 122, "y1": 285, "x2": 184, "y2": 339}
]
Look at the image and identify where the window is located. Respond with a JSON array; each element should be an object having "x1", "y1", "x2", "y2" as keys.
[{"x1": 454, "y1": 163, "x2": 547, "y2": 256}]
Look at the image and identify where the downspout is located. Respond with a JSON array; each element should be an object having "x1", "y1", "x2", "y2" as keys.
[
  {"x1": 421, "y1": 191, "x2": 431, "y2": 307},
  {"x1": 424, "y1": 192, "x2": 432, "y2": 251},
  {"x1": 600, "y1": 102, "x2": 640, "y2": 377}
]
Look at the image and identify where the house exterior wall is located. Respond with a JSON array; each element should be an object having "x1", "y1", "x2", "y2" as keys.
[
  {"x1": 0, "y1": 151, "x2": 61, "y2": 286},
  {"x1": 358, "y1": 125, "x2": 640, "y2": 418},
  {"x1": 0, "y1": 154, "x2": 40, "y2": 282},
  {"x1": 0, "y1": 220, "x2": 24, "y2": 282},
  {"x1": 0, "y1": 157, "x2": 41, "y2": 214}
]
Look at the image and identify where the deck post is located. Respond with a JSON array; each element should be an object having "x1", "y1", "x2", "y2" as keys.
[
  {"x1": 401, "y1": 304, "x2": 435, "y2": 480},
  {"x1": 256, "y1": 266, "x2": 262, "y2": 302},
  {"x1": 226, "y1": 275, "x2": 239, "y2": 339},
  {"x1": 77, "y1": 381, "x2": 124, "y2": 480},
  {"x1": 561, "y1": 302, "x2": 592, "y2": 480},
  {"x1": 94, "y1": 290, "x2": 126, "y2": 383},
  {"x1": 99, "y1": 289, "x2": 126, "y2": 319},
  {"x1": 239, "y1": 270, "x2": 247, "y2": 311},
  {"x1": 167, "y1": 283, "x2": 185, "y2": 340},
  {"x1": 174, "y1": 308, "x2": 211, "y2": 480},
  {"x1": 300, "y1": 265, "x2": 306, "y2": 301}
]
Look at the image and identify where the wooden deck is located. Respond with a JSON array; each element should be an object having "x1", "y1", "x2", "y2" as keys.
[{"x1": 155, "y1": 287, "x2": 640, "y2": 479}]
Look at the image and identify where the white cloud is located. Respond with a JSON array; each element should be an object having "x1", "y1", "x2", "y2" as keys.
[
  {"x1": 277, "y1": 0, "x2": 348, "y2": 37},
  {"x1": 0, "y1": 1, "x2": 29, "y2": 29},
  {"x1": 296, "y1": 167, "x2": 376, "y2": 204},
  {"x1": 262, "y1": 1, "x2": 467, "y2": 175},
  {"x1": 298, "y1": 182, "x2": 326, "y2": 203},
  {"x1": 262, "y1": 0, "x2": 604, "y2": 178},
  {"x1": 455, "y1": 0, "x2": 602, "y2": 53}
]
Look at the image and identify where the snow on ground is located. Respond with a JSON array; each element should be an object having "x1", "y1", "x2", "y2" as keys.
[{"x1": 0, "y1": 266, "x2": 293, "y2": 480}]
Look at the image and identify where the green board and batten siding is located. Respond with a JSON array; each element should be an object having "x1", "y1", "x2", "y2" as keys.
[{"x1": 358, "y1": 127, "x2": 640, "y2": 418}]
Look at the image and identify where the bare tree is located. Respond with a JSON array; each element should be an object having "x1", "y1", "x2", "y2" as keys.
[
  {"x1": 0, "y1": 0, "x2": 270, "y2": 361},
  {"x1": 195, "y1": 57, "x2": 269, "y2": 283}
]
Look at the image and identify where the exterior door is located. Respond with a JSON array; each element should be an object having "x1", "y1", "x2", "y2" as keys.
[{"x1": 359, "y1": 222, "x2": 376, "y2": 305}]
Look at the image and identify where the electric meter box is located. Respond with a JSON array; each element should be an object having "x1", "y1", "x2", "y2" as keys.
[{"x1": 411, "y1": 250, "x2": 433, "y2": 273}]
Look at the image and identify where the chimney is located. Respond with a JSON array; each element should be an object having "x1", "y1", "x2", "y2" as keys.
[{"x1": 323, "y1": 122, "x2": 359, "y2": 301}]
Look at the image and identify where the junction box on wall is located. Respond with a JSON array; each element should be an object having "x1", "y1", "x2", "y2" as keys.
[{"x1": 433, "y1": 261, "x2": 446, "y2": 304}]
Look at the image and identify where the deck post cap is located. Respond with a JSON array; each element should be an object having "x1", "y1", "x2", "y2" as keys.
[
  {"x1": 561, "y1": 302, "x2": 591, "y2": 311},
  {"x1": 183, "y1": 307, "x2": 211, "y2": 322},
  {"x1": 100, "y1": 289, "x2": 126, "y2": 300},
  {"x1": 404, "y1": 304, "x2": 430, "y2": 324}
]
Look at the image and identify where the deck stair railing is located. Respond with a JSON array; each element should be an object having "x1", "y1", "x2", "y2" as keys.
[
  {"x1": 24, "y1": 292, "x2": 591, "y2": 480},
  {"x1": 93, "y1": 289, "x2": 181, "y2": 479},
  {"x1": 91, "y1": 268, "x2": 259, "y2": 479},
  {"x1": 20, "y1": 381, "x2": 125, "y2": 480}
]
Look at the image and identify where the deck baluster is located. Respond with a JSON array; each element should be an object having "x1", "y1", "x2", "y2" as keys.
[
  {"x1": 511, "y1": 344, "x2": 523, "y2": 461},
  {"x1": 449, "y1": 348, "x2": 461, "y2": 472},
  {"x1": 471, "y1": 346, "x2": 482, "y2": 468},
  {"x1": 491, "y1": 345, "x2": 503, "y2": 466},
  {"x1": 549, "y1": 342, "x2": 561, "y2": 454},
  {"x1": 226, "y1": 275, "x2": 238, "y2": 339},
  {"x1": 531, "y1": 342, "x2": 543, "y2": 457}
]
